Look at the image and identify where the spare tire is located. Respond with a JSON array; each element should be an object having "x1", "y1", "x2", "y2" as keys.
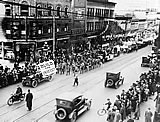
[
  {"x1": 107, "y1": 79, "x2": 114, "y2": 86},
  {"x1": 32, "y1": 80, "x2": 38, "y2": 88},
  {"x1": 56, "y1": 108, "x2": 67, "y2": 120}
]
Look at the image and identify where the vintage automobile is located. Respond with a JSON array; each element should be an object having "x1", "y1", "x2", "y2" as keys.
[
  {"x1": 104, "y1": 72, "x2": 124, "y2": 89},
  {"x1": 22, "y1": 72, "x2": 52, "y2": 88},
  {"x1": 54, "y1": 92, "x2": 92, "y2": 122},
  {"x1": 141, "y1": 56, "x2": 151, "y2": 67}
]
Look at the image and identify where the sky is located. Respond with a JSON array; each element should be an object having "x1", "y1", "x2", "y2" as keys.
[{"x1": 110, "y1": 0, "x2": 160, "y2": 14}]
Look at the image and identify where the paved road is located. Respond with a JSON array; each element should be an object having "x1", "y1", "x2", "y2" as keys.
[{"x1": 0, "y1": 46, "x2": 156, "y2": 122}]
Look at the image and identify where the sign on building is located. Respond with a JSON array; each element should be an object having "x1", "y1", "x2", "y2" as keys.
[{"x1": 38, "y1": 60, "x2": 56, "y2": 77}]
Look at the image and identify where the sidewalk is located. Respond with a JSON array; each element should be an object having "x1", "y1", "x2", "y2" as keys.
[{"x1": 0, "y1": 59, "x2": 25, "y2": 69}]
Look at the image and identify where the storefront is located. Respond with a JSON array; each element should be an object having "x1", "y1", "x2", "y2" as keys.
[{"x1": 13, "y1": 41, "x2": 36, "y2": 62}]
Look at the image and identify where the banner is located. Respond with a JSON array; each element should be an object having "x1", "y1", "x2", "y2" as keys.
[{"x1": 38, "y1": 60, "x2": 56, "y2": 77}]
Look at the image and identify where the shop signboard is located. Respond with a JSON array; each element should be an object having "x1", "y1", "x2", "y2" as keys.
[{"x1": 38, "y1": 60, "x2": 56, "y2": 77}]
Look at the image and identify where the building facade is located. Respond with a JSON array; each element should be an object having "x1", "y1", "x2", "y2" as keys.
[
  {"x1": 0, "y1": 0, "x2": 116, "y2": 61},
  {"x1": 0, "y1": 0, "x2": 72, "y2": 61},
  {"x1": 86, "y1": 0, "x2": 116, "y2": 49}
]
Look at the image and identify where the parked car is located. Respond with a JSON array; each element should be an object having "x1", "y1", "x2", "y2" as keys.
[
  {"x1": 141, "y1": 56, "x2": 151, "y2": 67},
  {"x1": 104, "y1": 72, "x2": 124, "y2": 89},
  {"x1": 54, "y1": 92, "x2": 92, "y2": 122},
  {"x1": 22, "y1": 72, "x2": 52, "y2": 88}
]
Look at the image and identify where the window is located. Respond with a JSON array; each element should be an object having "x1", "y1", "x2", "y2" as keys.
[
  {"x1": 64, "y1": 24, "x2": 68, "y2": 31},
  {"x1": 104, "y1": 9, "x2": 109, "y2": 18},
  {"x1": 5, "y1": 4, "x2": 11, "y2": 16},
  {"x1": 57, "y1": 6, "x2": 61, "y2": 17},
  {"x1": 48, "y1": 6, "x2": 52, "y2": 16},
  {"x1": 21, "y1": 1, "x2": 29, "y2": 16},
  {"x1": 37, "y1": 5, "x2": 42, "y2": 16},
  {"x1": 74, "y1": 96, "x2": 82, "y2": 106},
  {"x1": 64, "y1": 8, "x2": 68, "y2": 17},
  {"x1": 110, "y1": 10, "x2": 114, "y2": 18}
]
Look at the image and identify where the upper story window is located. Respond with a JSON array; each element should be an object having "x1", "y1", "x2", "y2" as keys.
[
  {"x1": 87, "y1": 8, "x2": 94, "y2": 18},
  {"x1": 5, "y1": 4, "x2": 11, "y2": 16},
  {"x1": 21, "y1": 1, "x2": 29, "y2": 16},
  {"x1": 64, "y1": 7, "x2": 68, "y2": 17},
  {"x1": 104, "y1": 9, "x2": 109, "y2": 18},
  {"x1": 110, "y1": 10, "x2": 114, "y2": 18},
  {"x1": 56, "y1": 6, "x2": 61, "y2": 17}
]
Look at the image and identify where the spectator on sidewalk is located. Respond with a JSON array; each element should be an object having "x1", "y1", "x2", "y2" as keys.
[
  {"x1": 154, "y1": 92, "x2": 160, "y2": 113},
  {"x1": 145, "y1": 108, "x2": 153, "y2": 122},
  {"x1": 127, "y1": 114, "x2": 134, "y2": 122}
]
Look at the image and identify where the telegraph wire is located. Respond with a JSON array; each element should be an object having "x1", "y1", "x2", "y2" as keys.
[{"x1": 0, "y1": 0, "x2": 115, "y2": 19}]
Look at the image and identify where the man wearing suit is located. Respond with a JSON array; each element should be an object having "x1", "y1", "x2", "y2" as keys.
[{"x1": 26, "y1": 89, "x2": 33, "y2": 111}]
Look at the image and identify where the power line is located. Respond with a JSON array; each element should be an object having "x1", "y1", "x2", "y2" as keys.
[{"x1": 0, "y1": 0, "x2": 115, "y2": 19}]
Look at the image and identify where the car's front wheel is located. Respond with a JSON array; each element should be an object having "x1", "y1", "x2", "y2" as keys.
[
  {"x1": 22, "y1": 80, "x2": 26, "y2": 86},
  {"x1": 32, "y1": 80, "x2": 38, "y2": 88}
]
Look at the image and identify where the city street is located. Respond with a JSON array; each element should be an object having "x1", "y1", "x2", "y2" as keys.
[{"x1": 0, "y1": 45, "x2": 156, "y2": 122}]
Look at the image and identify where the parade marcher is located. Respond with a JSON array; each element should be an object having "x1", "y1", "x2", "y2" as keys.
[
  {"x1": 145, "y1": 108, "x2": 153, "y2": 122},
  {"x1": 73, "y1": 75, "x2": 79, "y2": 86},
  {"x1": 26, "y1": 89, "x2": 33, "y2": 111}
]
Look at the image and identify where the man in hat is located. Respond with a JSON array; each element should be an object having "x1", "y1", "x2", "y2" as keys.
[
  {"x1": 73, "y1": 75, "x2": 79, "y2": 86},
  {"x1": 26, "y1": 89, "x2": 33, "y2": 111},
  {"x1": 145, "y1": 108, "x2": 153, "y2": 122}
]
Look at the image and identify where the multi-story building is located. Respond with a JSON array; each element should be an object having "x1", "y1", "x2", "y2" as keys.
[
  {"x1": 70, "y1": 0, "x2": 116, "y2": 52},
  {"x1": 86, "y1": 0, "x2": 116, "y2": 49},
  {"x1": 0, "y1": 0, "x2": 116, "y2": 61},
  {"x1": 0, "y1": 0, "x2": 72, "y2": 61}
]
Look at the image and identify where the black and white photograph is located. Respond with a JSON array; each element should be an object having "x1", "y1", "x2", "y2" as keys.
[{"x1": 0, "y1": 0, "x2": 160, "y2": 122}]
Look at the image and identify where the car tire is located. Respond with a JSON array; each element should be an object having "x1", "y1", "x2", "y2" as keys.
[
  {"x1": 70, "y1": 112, "x2": 77, "y2": 122},
  {"x1": 22, "y1": 81, "x2": 26, "y2": 86},
  {"x1": 107, "y1": 79, "x2": 114, "y2": 87},
  {"x1": 32, "y1": 80, "x2": 38, "y2": 88},
  {"x1": 56, "y1": 108, "x2": 67, "y2": 120},
  {"x1": 48, "y1": 75, "x2": 52, "y2": 81}
]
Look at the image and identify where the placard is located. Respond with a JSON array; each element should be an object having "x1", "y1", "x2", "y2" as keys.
[{"x1": 38, "y1": 60, "x2": 56, "y2": 77}]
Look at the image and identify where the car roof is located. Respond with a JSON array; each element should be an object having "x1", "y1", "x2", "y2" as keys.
[{"x1": 56, "y1": 92, "x2": 83, "y2": 102}]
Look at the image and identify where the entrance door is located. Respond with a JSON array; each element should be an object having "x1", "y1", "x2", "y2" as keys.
[{"x1": 19, "y1": 47, "x2": 29, "y2": 61}]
